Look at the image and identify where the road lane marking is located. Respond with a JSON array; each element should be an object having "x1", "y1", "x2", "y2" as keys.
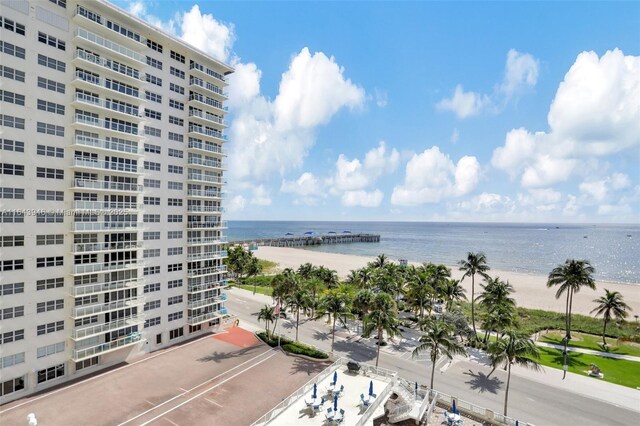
[{"x1": 163, "y1": 418, "x2": 179, "y2": 426}]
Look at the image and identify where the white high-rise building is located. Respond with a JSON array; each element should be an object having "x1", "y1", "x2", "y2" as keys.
[{"x1": 0, "y1": 0, "x2": 232, "y2": 403}]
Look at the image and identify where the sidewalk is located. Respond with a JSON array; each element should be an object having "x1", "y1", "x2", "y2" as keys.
[
  {"x1": 460, "y1": 348, "x2": 640, "y2": 413},
  {"x1": 535, "y1": 341, "x2": 640, "y2": 362}
]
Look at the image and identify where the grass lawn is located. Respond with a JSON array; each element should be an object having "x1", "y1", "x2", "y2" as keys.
[
  {"x1": 536, "y1": 346, "x2": 640, "y2": 388},
  {"x1": 258, "y1": 259, "x2": 279, "y2": 274},
  {"x1": 539, "y1": 330, "x2": 640, "y2": 357},
  {"x1": 237, "y1": 284, "x2": 273, "y2": 296}
]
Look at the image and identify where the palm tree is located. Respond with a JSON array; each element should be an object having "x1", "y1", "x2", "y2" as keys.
[
  {"x1": 442, "y1": 279, "x2": 467, "y2": 311},
  {"x1": 257, "y1": 305, "x2": 276, "y2": 337},
  {"x1": 303, "y1": 277, "x2": 325, "y2": 317},
  {"x1": 297, "y1": 262, "x2": 316, "y2": 279},
  {"x1": 591, "y1": 289, "x2": 631, "y2": 346},
  {"x1": 412, "y1": 318, "x2": 467, "y2": 389},
  {"x1": 357, "y1": 267, "x2": 375, "y2": 290},
  {"x1": 370, "y1": 253, "x2": 389, "y2": 269},
  {"x1": 458, "y1": 252, "x2": 491, "y2": 338},
  {"x1": 547, "y1": 259, "x2": 596, "y2": 362},
  {"x1": 316, "y1": 292, "x2": 353, "y2": 352},
  {"x1": 487, "y1": 330, "x2": 540, "y2": 416},
  {"x1": 406, "y1": 272, "x2": 433, "y2": 320},
  {"x1": 362, "y1": 293, "x2": 400, "y2": 367},
  {"x1": 286, "y1": 289, "x2": 312, "y2": 342}
]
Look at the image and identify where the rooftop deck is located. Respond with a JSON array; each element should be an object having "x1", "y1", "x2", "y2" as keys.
[{"x1": 252, "y1": 358, "x2": 397, "y2": 426}]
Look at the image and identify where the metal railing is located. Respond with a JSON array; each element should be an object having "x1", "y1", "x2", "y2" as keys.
[
  {"x1": 187, "y1": 236, "x2": 227, "y2": 245},
  {"x1": 188, "y1": 109, "x2": 227, "y2": 126},
  {"x1": 72, "y1": 240, "x2": 142, "y2": 253},
  {"x1": 74, "y1": 114, "x2": 140, "y2": 136},
  {"x1": 187, "y1": 189, "x2": 224, "y2": 197},
  {"x1": 75, "y1": 27, "x2": 146, "y2": 64},
  {"x1": 187, "y1": 296, "x2": 223, "y2": 309},
  {"x1": 73, "y1": 179, "x2": 143, "y2": 192},
  {"x1": 187, "y1": 265, "x2": 227, "y2": 277},
  {"x1": 189, "y1": 76, "x2": 228, "y2": 97},
  {"x1": 72, "y1": 332, "x2": 143, "y2": 361},
  {"x1": 72, "y1": 315, "x2": 143, "y2": 340},
  {"x1": 72, "y1": 158, "x2": 141, "y2": 174},
  {"x1": 186, "y1": 251, "x2": 225, "y2": 261},
  {"x1": 73, "y1": 92, "x2": 141, "y2": 118},
  {"x1": 72, "y1": 259, "x2": 141, "y2": 274},
  {"x1": 187, "y1": 140, "x2": 225, "y2": 155},
  {"x1": 72, "y1": 221, "x2": 142, "y2": 231},
  {"x1": 74, "y1": 49, "x2": 141, "y2": 81},
  {"x1": 72, "y1": 296, "x2": 143, "y2": 318},
  {"x1": 187, "y1": 311, "x2": 224, "y2": 325},
  {"x1": 429, "y1": 390, "x2": 529, "y2": 426},
  {"x1": 71, "y1": 278, "x2": 142, "y2": 296},
  {"x1": 73, "y1": 134, "x2": 140, "y2": 155},
  {"x1": 73, "y1": 201, "x2": 140, "y2": 211}
]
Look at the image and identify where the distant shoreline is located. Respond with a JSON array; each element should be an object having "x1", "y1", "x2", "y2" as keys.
[{"x1": 253, "y1": 246, "x2": 640, "y2": 316}]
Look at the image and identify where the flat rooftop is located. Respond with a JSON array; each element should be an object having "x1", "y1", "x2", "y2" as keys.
[
  {"x1": 0, "y1": 328, "x2": 327, "y2": 426},
  {"x1": 253, "y1": 360, "x2": 397, "y2": 426}
]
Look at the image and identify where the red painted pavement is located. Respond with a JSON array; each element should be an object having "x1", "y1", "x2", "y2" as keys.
[{"x1": 212, "y1": 326, "x2": 261, "y2": 348}]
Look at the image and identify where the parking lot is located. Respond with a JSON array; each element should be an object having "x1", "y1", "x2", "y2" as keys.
[{"x1": 0, "y1": 328, "x2": 328, "y2": 426}]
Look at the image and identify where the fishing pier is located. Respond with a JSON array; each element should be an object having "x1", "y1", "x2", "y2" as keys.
[{"x1": 230, "y1": 233, "x2": 380, "y2": 248}]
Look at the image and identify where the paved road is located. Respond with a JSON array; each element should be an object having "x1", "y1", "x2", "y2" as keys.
[{"x1": 227, "y1": 287, "x2": 640, "y2": 426}]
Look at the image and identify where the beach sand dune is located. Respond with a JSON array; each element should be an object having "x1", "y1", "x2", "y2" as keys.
[{"x1": 254, "y1": 246, "x2": 640, "y2": 316}]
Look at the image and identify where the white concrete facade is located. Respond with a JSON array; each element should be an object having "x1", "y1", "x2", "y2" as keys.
[{"x1": 0, "y1": 0, "x2": 232, "y2": 403}]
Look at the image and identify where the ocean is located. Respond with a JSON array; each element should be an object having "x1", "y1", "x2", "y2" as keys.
[{"x1": 226, "y1": 221, "x2": 640, "y2": 284}]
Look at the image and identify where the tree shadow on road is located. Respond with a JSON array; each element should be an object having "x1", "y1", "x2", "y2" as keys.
[
  {"x1": 333, "y1": 340, "x2": 376, "y2": 363},
  {"x1": 313, "y1": 330, "x2": 330, "y2": 342},
  {"x1": 463, "y1": 369, "x2": 503, "y2": 394},
  {"x1": 197, "y1": 346, "x2": 261, "y2": 363},
  {"x1": 281, "y1": 321, "x2": 296, "y2": 330},
  {"x1": 289, "y1": 356, "x2": 328, "y2": 377}
]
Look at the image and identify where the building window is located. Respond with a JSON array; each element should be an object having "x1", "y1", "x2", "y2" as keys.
[
  {"x1": 0, "y1": 41, "x2": 26, "y2": 59},
  {"x1": 145, "y1": 74, "x2": 162, "y2": 86},
  {"x1": 168, "y1": 165, "x2": 183, "y2": 174},
  {"x1": 0, "y1": 90, "x2": 25, "y2": 106},
  {"x1": 38, "y1": 54, "x2": 66, "y2": 72},
  {"x1": 1, "y1": 187, "x2": 25, "y2": 199},
  {"x1": 170, "y1": 51, "x2": 185, "y2": 63},
  {"x1": 1, "y1": 282, "x2": 24, "y2": 295},
  {"x1": 1, "y1": 259, "x2": 24, "y2": 271},
  {"x1": 144, "y1": 108, "x2": 161, "y2": 120},
  {"x1": 0, "y1": 163, "x2": 24, "y2": 176},
  {"x1": 144, "y1": 266, "x2": 161, "y2": 276},
  {"x1": 37, "y1": 144, "x2": 64, "y2": 158},
  {"x1": 49, "y1": 0, "x2": 67, "y2": 8},
  {"x1": 36, "y1": 167, "x2": 64, "y2": 179},
  {"x1": 169, "y1": 327, "x2": 184, "y2": 340},
  {"x1": 168, "y1": 311, "x2": 183, "y2": 321},
  {"x1": 144, "y1": 317, "x2": 161, "y2": 327},
  {"x1": 1, "y1": 329, "x2": 25, "y2": 344},
  {"x1": 143, "y1": 178, "x2": 160, "y2": 188},
  {"x1": 0, "y1": 139, "x2": 25, "y2": 152},
  {"x1": 167, "y1": 198, "x2": 183, "y2": 206},
  {"x1": 76, "y1": 356, "x2": 99, "y2": 370},
  {"x1": 144, "y1": 300, "x2": 161, "y2": 311},
  {"x1": 36, "y1": 257, "x2": 64, "y2": 268},
  {"x1": 168, "y1": 296, "x2": 183, "y2": 306},
  {"x1": 144, "y1": 143, "x2": 161, "y2": 154},
  {"x1": 143, "y1": 249, "x2": 161, "y2": 258},
  {"x1": 143, "y1": 232, "x2": 160, "y2": 240},
  {"x1": 146, "y1": 56, "x2": 163, "y2": 70},
  {"x1": 0, "y1": 114, "x2": 25, "y2": 129},
  {"x1": 0, "y1": 236, "x2": 24, "y2": 247},
  {"x1": 0, "y1": 376, "x2": 25, "y2": 397},
  {"x1": 170, "y1": 83, "x2": 185, "y2": 95},
  {"x1": 146, "y1": 39, "x2": 163, "y2": 53},
  {"x1": 37, "y1": 122, "x2": 65, "y2": 137},
  {"x1": 143, "y1": 214, "x2": 160, "y2": 223},
  {"x1": 37, "y1": 342, "x2": 65, "y2": 359},
  {"x1": 170, "y1": 66, "x2": 185, "y2": 79},
  {"x1": 144, "y1": 126, "x2": 161, "y2": 137},
  {"x1": 143, "y1": 161, "x2": 160, "y2": 171},
  {"x1": 0, "y1": 16, "x2": 26, "y2": 35},
  {"x1": 37, "y1": 99, "x2": 65, "y2": 115},
  {"x1": 167, "y1": 247, "x2": 183, "y2": 256},
  {"x1": 36, "y1": 321, "x2": 64, "y2": 336},
  {"x1": 0, "y1": 65, "x2": 25, "y2": 82},
  {"x1": 36, "y1": 190, "x2": 64, "y2": 201},
  {"x1": 167, "y1": 215, "x2": 183, "y2": 223},
  {"x1": 36, "y1": 277, "x2": 64, "y2": 291},
  {"x1": 145, "y1": 91, "x2": 162, "y2": 103},
  {"x1": 169, "y1": 116, "x2": 184, "y2": 126},
  {"x1": 1, "y1": 352, "x2": 25, "y2": 369},
  {"x1": 144, "y1": 283, "x2": 161, "y2": 293},
  {"x1": 36, "y1": 235, "x2": 64, "y2": 246},
  {"x1": 143, "y1": 196, "x2": 160, "y2": 206},
  {"x1": 36, "y1": 299, "x2": 64, "y2": 313},
  {"x1": 1, "y1": 306, "x2": 24, "y2": 320},
  {"x1": 168, "y1": 231, "x2": 183, "y2": 239},
  {"x1": 168, "y1": 181, "x2": 183, "y2": 190},
  {"x1": 37, "y1": 364, "x2": 65, "y2": 384},
  {"x1": 168, "y1": 279, "x2": 183, "y2": 288},
  {"x1": 168, "y1": 132, "x2": 184, "y2": 143},
  {"x1": 1, "y1": 212, "x2": 25, "y2": 223},
  {"x1": 36, "y1": 213, "x2": 63, "y2": 223},
  {"x1": 168, "y1": 263, "x2": 182, "y2": 272}
]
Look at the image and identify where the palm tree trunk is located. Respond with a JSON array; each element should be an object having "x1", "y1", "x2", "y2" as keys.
[
  {"x1": 471, "y1": 274, "x2": 477, "y2": 338},
  {"x1": 483, "y1": 329, "x2": 489, "y2": 343},
  {"x1": 430, "y1": 354, "x2": 436, "y2": 389},
  {"x1": 504, "y1": 363, "x2": 511, "y2": 416},
  {"x1": 272, "y1": 315, "x2": 279, "y2": 336},
  {"x1": 331, "y1": 315, "x2": 336, "y2": 352},
  {"x1": 296, "y1": 310, "x2": 300, "y2": 341},
  {"x1": 568, "y1": 288, "x2": 574, "y2": 340},
  {"x1": 602, "y1": 317, "x2": 608, "y2": 346},
  {"x1": 375, "y1": 327, "x2": 382, "y2": 367}
]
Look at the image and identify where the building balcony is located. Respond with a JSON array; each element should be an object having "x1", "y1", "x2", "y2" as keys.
[
  {"x1": 186, "y1": 173, "x2": 225, "y2": 185},
  {"x1": 72, "y1": 93, "x2": 143, "y2": 122},
  {"x1": 72, "y1": 221, "x2": 142, "y2": 232},
  {"x1": 74, "y1": 27, "x2": 146, "y2": 66},
  {"x1": 73, "y1": 134, "x2": 141, "y2": 156},
  {"x1": 73, "y1": 71, "x2": 143, "y2": 104},
  {"x1": 187, "y1": 205, "x2": 223, "y2": 213},
  {"x1": 72, "y1": 240, "x2": 142, "y2": 254},
  {"x1": 188, "y1": 93, "x2": 228, "y2": 115},
  {"x1": 72, "y1": 158, "x2": 142, "y2": 175},
  {"x1": 73, "y1": 115, "x2": 141, "y2": 138},
  {"x1": 71, "y1": 296, "x2": 144, "y2": 319},
  {"x1": 73, "y1": 200, "x2": 140, "y2": 211},
  {"x1": 187, "y1": 265, "x2": 226, "y2": 278},
  {"x1": 187, "y1": 157, "x2": 225, "y2": 170},
  {"x1": 72, "y1": 331, "x2": 144, "y2": 362},
  {"x1": 72, "y1": 179, "x2": 143, "y2": 193},
  {"x1": 189, "y1": 61, "x2": 228, "y2": 85},
  {"x1": 71, "y1": 277, "x2": 143, "y2": 297},
  {"x1": 186, "y1": 251, "x2": 226, "y2": 261},
  {"x1": 186, "y1": 221, "x2": 227, "y2": 230},
  {"x1": 72, "y1": 259, "x2": 141, "y2": 275},
  {"x1": 73, "y1": 49, "x2": 142, "y2": 84},
  {"x1": 187, "y1": 140, "x2": 225, "y2": 156},
  {"x1": 188, "y1": 280, "x2": 226, "y2": 293},
  {"x1": 189, "y1": 76, "x2": 228, "y2": 99},
  {"x1": 186, "y1": 189, "x2": 224, "y2": 199},
  {"x1": 187, "y1": 236, "x2": 227, "y2": 245},
  {"x1": 188, "y1": 109, "x2": 227, "y2": 128},
  {"x1": 187, "y1": 125, "x2": 227, "y2": 143},
  {"x1": 187, "y1": 311, "x2": 224, "y2": 326},
  {"x1": 72, "y1": 315, "x2": 144, "y2": 341},
  {"x1": 187, "y1": 296, "x2": 224, "y2": 310},
  {"x1": 74, "y1": 5, "x2": 147, "y2": 48}
]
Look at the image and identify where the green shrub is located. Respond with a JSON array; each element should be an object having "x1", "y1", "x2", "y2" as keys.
[
  {"x1": 256, "y1": 331, "x2": 292, "y2": 347},
  {"x1": 244, "y1": 275, "x2": 274, "y2": 287},
  {"x1": 282, "y1": 342, "x2": 329, "y2": 359}
]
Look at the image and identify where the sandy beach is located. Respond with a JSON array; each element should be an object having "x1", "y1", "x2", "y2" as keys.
[{"x1": 254, "y1": 246, "x2": 640, "y2": 316}]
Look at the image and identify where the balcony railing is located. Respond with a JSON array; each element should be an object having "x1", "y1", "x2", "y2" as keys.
[
  {"x1": 187, "y1": 311, "x2": 224, "y2": 325},
  {"x1": 187, "y1": 157, "x2": 224, "y2": 169},
  {"x1": 187, "y1": 296, "x2": 224, "y2": 309},
  {"x1": 188, "y1": 93, "x2": 228, "y2": 111},
  {"x1": 75, "y1": 27, "x2": 146, "y2": 64},
  {"x1": 72, "y1": 315, "x2": 144, "y2": 340},
  {"x1": 186, "y1": 221, "x2": 227, "y2": 230},
  {"x1": 187, "y1": 236, "x2": 228, "y2": 245},
  {"x1": 187, "y1": 205, "x2": 223, "y2": 213},
  {"x1": 187, "y1": 173, "x2": 224, "y2": 184},
  {"x1": 71, "y1": 278, "x2": 142, "y2": 296},
  {"x1": 188, "y1": 281, "x2": 226, "y2": 293},
  {"x1": 74, "y1": 49, "x2": 142, "y2": 82},
  {"x1": 189, "y1": 76, "x2": 228, "y2": 98},
  {"x1": 72, "y1": 296, "x2": 144, "y2": 318},
  {"x1": 73, "y1": 134, "x2": 140, "y2": 155},
  {"x1": 74, "y1": 114, "x2": 140, "y2": 136},
  {"x1": 72, "y1": 221, "x2": 142, "y2": 232},
  {"x1": 187, "y1": 265, "x2": 227, "y2": 278},
  {"x1": 73, "y1": 92, "x2": 141, "y2": 119},
  {"x1": 188, "y1": 109, "x2": 227, "y2": 126},
  {"x1": 73, "y1": 200, "x2": 140, "y2": 211},
  {"x1": 72, "y1": 158, "x2": 142, "y2": 174},
  {"x1": 72, "y1": 331, "x2": 143, "y2": 361},
  {"x1": 72, "y1": 240, "x2": 142, "y2": 253},
  {"x1": 189, "y1": 61, "x2": 227, "y2": 83},
  {"x1": 187, "y1": 140, "x2": 225, "y2": 155},
  {"x1": 73, "y1": 179, "x2": 143, "y2": 192},
  {"x1": 74, "y1": 71, "x2": 142, "y2": 101},
  {"x1": 187, "y1": 189, "x2": 224, "y2": 198},
  {"x1": 186, "y1": 251, "x2": 225, "y2": 261},
  {"x1": 188, "y1": 124, "x2": 227, "y2": 141},
  {"x1": 72, "y1": 260, "x2": 141, "y2": 275}
]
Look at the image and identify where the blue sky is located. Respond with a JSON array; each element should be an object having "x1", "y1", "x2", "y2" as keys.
[{"x1": 117, "y1": 0, "x2": 640, "y2": 222}]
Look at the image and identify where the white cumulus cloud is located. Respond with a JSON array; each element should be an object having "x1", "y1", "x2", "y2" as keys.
[
  {"x1": 391, "y1": 147, "x2": 480, "y2": 205},
  {"x1": 330, "y1": 141, "x2": 399, "y2": 192},
  {"x1": 341, "y1": 190, "x2": 384, "y2": 207},
  {"x1": 436, "y1": 85, "x2": 490, "y2": 118},
  {"x1": 500, "y1": 49, "x2": 540, "y2": 97},
  {"x1": 250, "y1": 185, "x2": 272, "y2": 206}
]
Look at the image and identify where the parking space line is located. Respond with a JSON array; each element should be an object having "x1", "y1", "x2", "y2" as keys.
[
  {"x1": 163, "y1": 418, "x2": 180, "y2": 426},
  {"x1": 205, "y1": 398, "x2": 223, "y2": 407}
]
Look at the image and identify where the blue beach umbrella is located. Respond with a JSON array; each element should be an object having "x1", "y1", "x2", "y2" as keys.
[
  {"x1": 333, "y1": 394, "x2": 338, "y2": 411},
  {"x1": 369, "y1": 380, "x2": 374, "y2": 397},
  {"x1": 333, "y1": 371, "x2": 338, "y2": 384},
  {"x1": 452, "y1": 400, "x2": 457, "y2": 414},
  {"x1": 312, "y1": 383, "x2": 317, "y2": 399}
]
